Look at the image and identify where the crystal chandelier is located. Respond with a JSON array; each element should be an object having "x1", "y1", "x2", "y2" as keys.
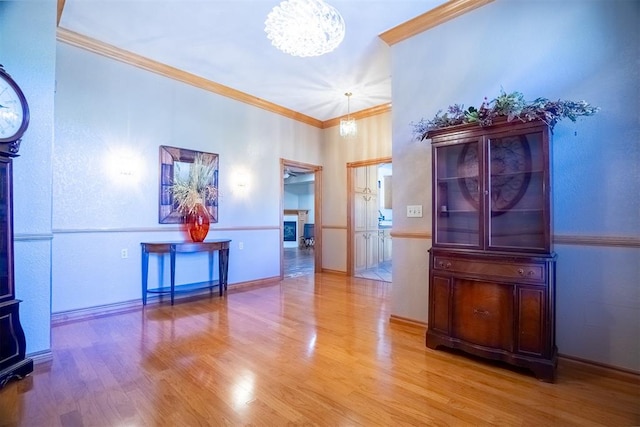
[
  {"x1": 340, "y1": 92, "x2": 357, "y2": 138},
  {"x1": 265, "y1": 0, "x2": 345, "y2": 58}
]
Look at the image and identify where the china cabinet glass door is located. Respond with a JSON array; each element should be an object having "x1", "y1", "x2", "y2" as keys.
[
  {"x1": 433, "y1": 139, "x2": 482, "y2": 248},
  {"x1": 487, "y1": 130, "x2": 548, "y2": 252}
]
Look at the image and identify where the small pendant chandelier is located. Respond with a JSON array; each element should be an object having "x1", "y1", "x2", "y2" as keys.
[{"x1": 340, "y1": 92, "x2": 357, "y2": 138}]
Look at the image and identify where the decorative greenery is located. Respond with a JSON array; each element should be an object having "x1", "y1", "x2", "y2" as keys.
[
  {"x1": 169, "y1": 154, "x2": 218, "y2": 214},
  {"x1": 411, "y1": 89, "x2": 600, "y2": 140}
]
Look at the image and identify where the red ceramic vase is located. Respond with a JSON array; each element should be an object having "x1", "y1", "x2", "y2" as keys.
[{"x1": 186, "y1": 202, "x2": 210, "y2": 242}]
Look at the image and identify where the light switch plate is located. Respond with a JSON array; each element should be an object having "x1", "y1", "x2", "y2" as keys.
[{"x1": 407, "y1": 205, "x2": 423, "y2": 217}]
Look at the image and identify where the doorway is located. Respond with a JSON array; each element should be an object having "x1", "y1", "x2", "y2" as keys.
[
  {"x1": 347, "y1": 158, "x2": 392, "y2": 282},
  {"x1": 280, "y1": 159, "x2": 322, "y2": 279}
]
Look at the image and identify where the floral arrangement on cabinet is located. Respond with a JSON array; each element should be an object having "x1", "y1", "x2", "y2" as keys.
[{"x1": 411, "y1": 89, "x2": 600, "y2": 140}]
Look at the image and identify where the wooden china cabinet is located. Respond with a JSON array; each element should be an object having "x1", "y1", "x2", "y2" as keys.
[{"x1": 425, "y1": 118, "x2": 557, "y2": 382}]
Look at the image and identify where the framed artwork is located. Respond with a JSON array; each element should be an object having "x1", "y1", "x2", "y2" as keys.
[
  {"x1": 283, "y1": 221, "x2": 297, "y2": 241},
  {"x1": 159, "y1": 145, "x2": 219, "y2": 224}
]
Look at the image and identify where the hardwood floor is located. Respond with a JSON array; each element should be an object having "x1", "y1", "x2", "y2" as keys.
[
  {"x1": 1, "y1": 273, "x2": 638, "y2": 426},
  {"x1": 284, "y1": 247, "x2": 392, "y2": 282},
  {"x1": 355, "y1": 260, "x2": 392, "y2": 282},
  {"x1": 283, "y1": 247, "x2": 314, "y2": 278}
]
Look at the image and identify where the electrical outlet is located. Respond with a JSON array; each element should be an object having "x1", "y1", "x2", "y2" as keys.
[
  {"x1": 407, "y1": 205, "x2": 423, "y2": 218},
  {"x1": 121, "y1": 249, "x2": 128, "y2": 259},
  {"x1": 239, "y1": 242, "x2": 244, "y2": 250}
]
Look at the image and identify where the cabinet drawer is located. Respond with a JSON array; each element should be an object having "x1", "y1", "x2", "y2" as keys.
[{"x1": 433, "y1": 256, "x2": 545, "y2": 283}]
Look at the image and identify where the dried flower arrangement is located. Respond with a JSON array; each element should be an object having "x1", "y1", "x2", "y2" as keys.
[
  {"x1": 411, "y1": 89, "x2": 600, "y2": 140},
  {"x1": 169, "y1": 153, "x2": 218, "y2": 215}
]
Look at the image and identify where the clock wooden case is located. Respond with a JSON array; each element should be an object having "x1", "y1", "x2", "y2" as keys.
[
  {"x1": 0, "y1": 65, "x2": 33, "y2": 387},
  {"x1": 425, "y1": 118, "x2": 557, "y2": 382}
]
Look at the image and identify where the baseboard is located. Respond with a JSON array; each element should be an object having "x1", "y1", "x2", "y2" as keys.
[
  {"x1": 51, "y1": 277, "x2": 283, "y2": 326},
  {"x1": 227, "y1": 276, "x2": 281, "y2": 292},
  {"x1": 320, "y1": 268, "x2": 347, "y2": 276},
  {"x1": 389, "y1": 314, "x2": 427, "y2": 329},
  {"x1": 558, "y1": 353, "x2": 640, "y2": 379},
  {"x1": 28, "y1": 350, "x2": 53, "y2": 365},
  {"x1": 52, "y1": 299, "x2": 143, "y2": 326}
]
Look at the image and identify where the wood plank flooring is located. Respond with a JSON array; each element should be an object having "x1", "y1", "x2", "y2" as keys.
[
  {"x1": 1, "y1": 273, "x2": 638, "y2": 426},
  {"x1": 283, "y1": 247, "x2": 314, "y2": 278}
]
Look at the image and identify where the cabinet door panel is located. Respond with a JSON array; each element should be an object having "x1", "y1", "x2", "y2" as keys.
[
  {"x1": 383, "y1": 230, "x2": 392, "y2": 262},
  {"x1": 518, "y1": 287, "x2": 545, "y2": 355},
  {"x1": 354, "y1": 232, "x2": 368, "y2": 271},
  {"x1": 366, "y1": 232, "x2": 379, "y2": 269},
  {"x1": 354, "y1": 164, "x2": 378, "y2": 194},
  {"x1": 354, "y1": 193, "x2": 378, "y2": 231},
  {"x1": 354, "y1": 232, "x2": 379, "y2": 271},
  {"x1": 452, "y1": 279, "x2": 513, "y2": 351},
  {"x1": 354, "y1": 166, "x2": 368, "y2": 193},
  {"x1": 430, "y1": 276, "x2": 451, "y2": 333}
]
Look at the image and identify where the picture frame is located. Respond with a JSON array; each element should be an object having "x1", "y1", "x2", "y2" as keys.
[
  {"x1": 159, "y1": 145, "x2": 219, "y2": 224},
  {"x1": 283, "y1": 221, "x2": 297, "y2": 241}
]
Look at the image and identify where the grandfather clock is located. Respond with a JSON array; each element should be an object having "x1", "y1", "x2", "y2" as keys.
[{"x1": 0, "y1": 65, "x2": 33, "y2": 387}]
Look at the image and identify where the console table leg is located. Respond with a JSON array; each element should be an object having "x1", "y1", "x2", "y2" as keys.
[
  {"x1": 209, "y1": 251, "x2": 215, "y2": 298},
  {"x1": 170, "y1": 247, "x2": 176, "y2": 305},
  {"x1": 141, "y1": 251, "x2": 149, "y2": 305},
  {"x1": 219, "y1": 248, "x2": 229, "y2": 296}
]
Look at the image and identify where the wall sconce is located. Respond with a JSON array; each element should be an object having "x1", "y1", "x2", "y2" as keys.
[
  {"x1": 233, "y1": 170, "x2": 250, "y2": 197},
  {"x1": 106, "y1": 148, "x2": 140, "y2": 185},
  {"x1": 236, "y1": 172, "x2": 247, "y2": 188},
  {"x1": 118, "y1": 156, "x2": 135, "y2": 176}
]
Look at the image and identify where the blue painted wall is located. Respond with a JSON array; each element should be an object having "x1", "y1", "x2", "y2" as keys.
[
  {"x1": 0, "y1": 0, "x2": 56, "y2": 356},
  {"x1": 391, "y1": 0, "x2": 639, "y2": 371}
]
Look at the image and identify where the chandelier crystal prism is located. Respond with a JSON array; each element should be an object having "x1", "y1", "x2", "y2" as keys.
[
  {"x1": 265, "y1": 0, "x2": 346, "y2": 57},
  {"x1": 340, "y1": 92, "x2": 357, "y2": 138}
]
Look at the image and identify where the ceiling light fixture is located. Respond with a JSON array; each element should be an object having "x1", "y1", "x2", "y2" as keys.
[
  {"x1": 264, "y1": 0, "x2": 345, "y2": 58},
  {"x1": 340, "y1": 92, "x2": 357, "y2": 138}
]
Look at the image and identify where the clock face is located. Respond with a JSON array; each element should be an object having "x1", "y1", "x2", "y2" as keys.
[
  {"x1": 457, "y1": 135, "x2": 532, "y2": 215},
  {"x1": 0, "y1": 69, "x2": 29, "y2": 143}
]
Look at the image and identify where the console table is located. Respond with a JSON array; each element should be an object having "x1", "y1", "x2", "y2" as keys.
[{"x1": 141, "y1": 240, "x2": 231, "y2": 305}]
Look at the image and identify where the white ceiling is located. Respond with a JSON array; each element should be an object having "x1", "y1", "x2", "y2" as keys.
[{"x1": 59, "y1": 0, "x2": 448, "y2": 122}]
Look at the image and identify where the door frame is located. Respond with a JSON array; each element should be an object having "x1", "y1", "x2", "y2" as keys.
[
  {"x1": 280, "y1": 158, "x2": 323, "y2": 279},
  {"x1": 346, "y1": 157, "x2": 391, "y2": 277}
]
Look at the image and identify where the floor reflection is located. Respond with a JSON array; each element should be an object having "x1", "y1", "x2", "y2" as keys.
[
  {"x1": 283, "y1": 247, "x2": 314, "y2": 277},
  {"x1": 355, "y1": 260, "x2": 392, "y2": 282},
  {"x1": 284, "y1": 247, "x2": 392, "y2": 282}
]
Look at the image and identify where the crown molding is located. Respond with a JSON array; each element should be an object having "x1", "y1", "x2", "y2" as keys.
[
  {"x1": 57, "y1": 0, "x2": 65, "y2": 26},
  {"x1": 322, "y1": 103, "x2": 392, "y2": 129},
  {"x1": 56, "y1": 27, "x2": 392, "y2": 129},
  {"x1": 379, "y1": 0, "x2": 494, "y2": 45},
  {"x1": 56, "y1": 27, "x2": 324, "y2": 128},
  {"x1": 56, "y1": 1, "x2": 491, "y2": 129}
]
